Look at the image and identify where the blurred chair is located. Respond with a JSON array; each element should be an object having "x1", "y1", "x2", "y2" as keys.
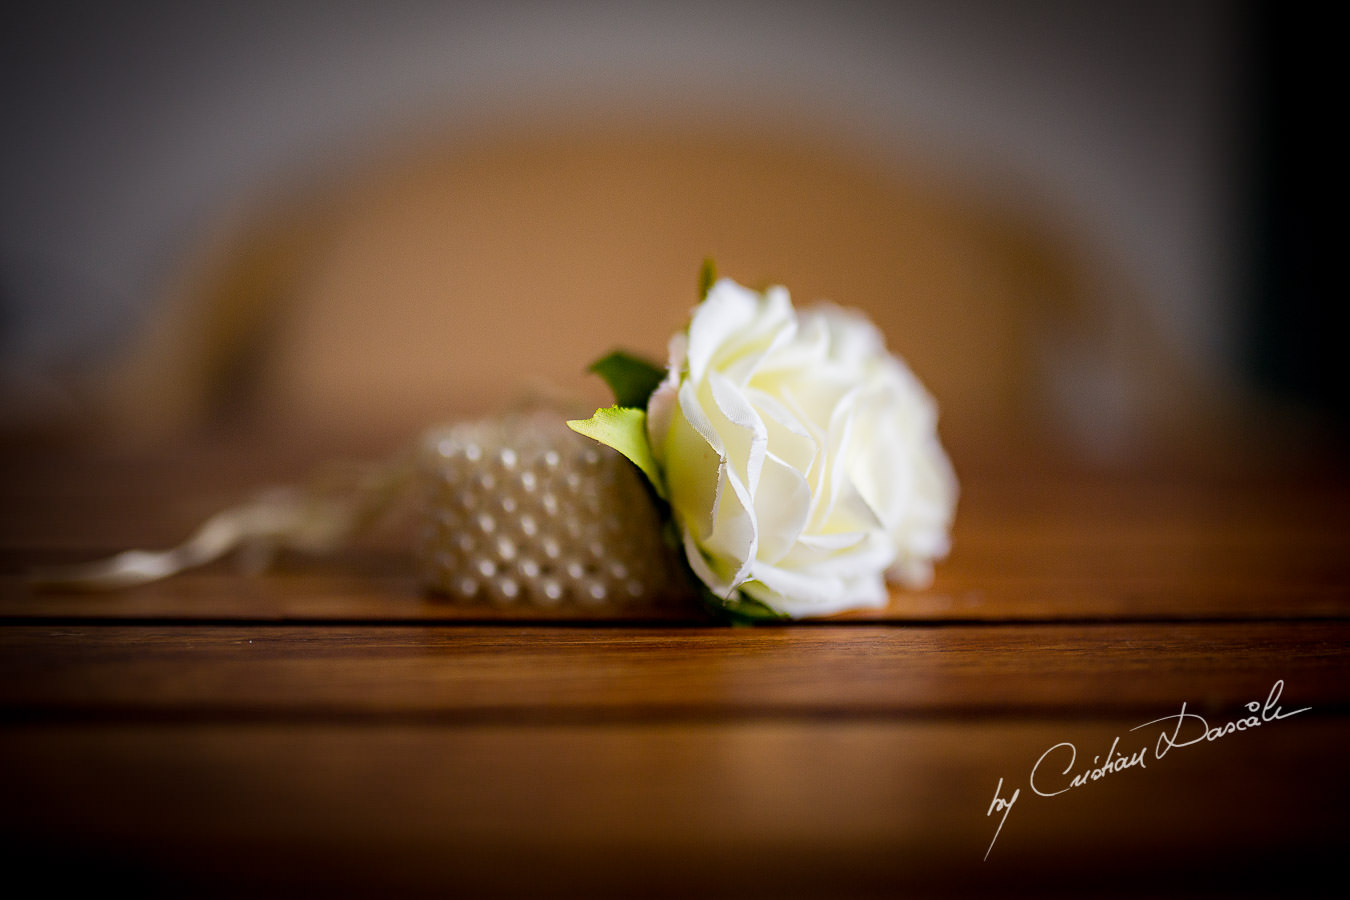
[{"x1": 98, "y1": 118, "x2": 1212, "y2": 458}]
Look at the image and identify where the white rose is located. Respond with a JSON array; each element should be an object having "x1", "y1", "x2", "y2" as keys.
[{"x1": 646, "y1": 278, "x2": 957, "y2": 618}]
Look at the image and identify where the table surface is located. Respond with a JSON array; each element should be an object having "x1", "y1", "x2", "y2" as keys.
[{"x1": 2, "y1": 427, "x2": 1348, "y2": 897}]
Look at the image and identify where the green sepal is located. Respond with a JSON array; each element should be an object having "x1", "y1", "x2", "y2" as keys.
[
  {"x1": 588, "y1": 351, "x2": 666, "y2": 410},
  {"x1": 704, "y1": 588, "x2": 792, "y2": 625},
  {"x1": 698, "y1": 258, "x2": 717, "y2": 300},
  {"x1": 675, "y1": 541, "x2": 789, "y2": 625},
  {"x1": 566, "y1": 406, "x2": 665, "y2": 498}
]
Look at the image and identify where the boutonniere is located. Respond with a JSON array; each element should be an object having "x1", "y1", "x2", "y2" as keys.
[
  {"x1": 36, "y1": 263, "x2": 956, "y2": 623},
  {"x1": 569, "y1": 262, "x2": 957, "y2": 621}
]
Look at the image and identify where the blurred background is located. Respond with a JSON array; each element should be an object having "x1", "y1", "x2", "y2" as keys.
[{"x1": 0, "y1": 1, "x2": 1334, "y2": 460}]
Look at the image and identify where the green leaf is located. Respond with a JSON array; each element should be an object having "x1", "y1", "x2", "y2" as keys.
[
  {"x1": 698, "y1": 258, "x2": 717, "y2": 300},
  {"x1": 673, "y1": 542, "x2": 789, "y2": 624},
  {"x1": 708, "y1": 589, "x2": 792, "y2": 624},
  {"x1": 686, "y1": 575, "x2": 791, "y2": 624},
  {"x1": 566, "y1": 406, "x2": 665, "y2": 497},
  {"x1": 588, "y1": 351, "x2": 666, "y2": 409}
]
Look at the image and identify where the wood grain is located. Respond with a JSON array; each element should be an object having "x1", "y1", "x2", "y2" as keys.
[
  {"x1": 4, "y1": 437, "x2": 1347, "y2": 623},
  {"x1": 2, "y1": 434, "x2": 1347, "y2": 896},
  {"x1": 2, "y1": 718, "x2": 1344, "y2": 896},
  {"x1": 1, "y1": 624, "x2": 1346, "y2": 721}
]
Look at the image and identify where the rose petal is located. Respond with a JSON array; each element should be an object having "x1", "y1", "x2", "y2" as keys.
[
  {"x1": 752, "y1": 452, "x2": 812, "y2": 564},
  {"x1": 660, "y1": 381, "x2": 725, "y2": 541},
  {"x1": 645, "y1": 376, "x2": 680, "y2": 456},
  {"x1": 780, "y1": 529, "x2": 895, "y2": 577},
  {"x1": 713, "y1": 287, "x2": 797, "y2": 385},
  {"x1": 805, "y1": 303, "x2": 886, "y2": 363},
  {"x1": 682, "y1": 529, "x2": 737, "y2": 600},
  {"x1": 745, "y1": 388, "x2": 818, "y2": 477},
  {"x1": 887, "y1": 556, "x2": 935, "y2": 589},
  {"x1": 687, "y1": 279, "x2": 764, "y2": 381},
  {"x1": 745, "y1": 564, "x2": 888, "y2": 619},
  {"x1": 706, "y1": 369, "x2": 767, "y2": 492},
  {"x1": 702, "y1": 461, "x2": 758, "y2": 589},
  {"x1": 651, "y1": 277, "x2": 956, "y2": 619}
]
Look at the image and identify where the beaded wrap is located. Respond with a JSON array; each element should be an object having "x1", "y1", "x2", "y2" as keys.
[{"x1": 417, "y1": 413, "x2": 684, "y2": 610}]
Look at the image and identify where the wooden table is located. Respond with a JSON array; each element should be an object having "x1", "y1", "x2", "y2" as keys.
[{"x1": 2, "y1": 428, "x2": 1347, "y2": 897}]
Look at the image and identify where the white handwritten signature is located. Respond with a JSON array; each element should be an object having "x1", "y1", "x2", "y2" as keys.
[{"x1": 983, "y1": 679, "x2": 1310, "y2": 861}]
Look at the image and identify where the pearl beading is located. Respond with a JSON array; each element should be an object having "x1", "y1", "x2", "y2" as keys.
[{"x1": 416, "y1": 414, "x2": 683, "y2": 610}]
